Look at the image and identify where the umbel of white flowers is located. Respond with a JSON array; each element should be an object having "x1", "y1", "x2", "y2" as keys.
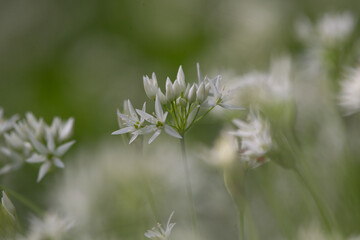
[
  {"x1": 112, "y1": 64, "x2": 243, "y2": 144},
  {"x1": 230, "y1": 107, "x2": 272, "y2": 169},
  {"x1": 0, "y1": 113, "x2": 75, "y2": 182},
  {"x1": 145, "y1": 212, "x2": 175, "y2": 240}
]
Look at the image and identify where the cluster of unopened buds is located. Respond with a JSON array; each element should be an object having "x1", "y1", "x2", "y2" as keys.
[
  {"x1": 112, "y1": 64, "x2": 242, "y2": 144},
  {"x1": 0, "y1": 112, "x2": 75, "y2": 182}
]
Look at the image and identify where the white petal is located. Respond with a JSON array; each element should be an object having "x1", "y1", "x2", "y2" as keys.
[
  {"x1": 129, "y1": 134, "x2": 138, "y2": 144},
  {"x1": 186, "y1": 106, "x2": 199, "y2": 128},
  {"x1": 164, "y1": 125, "x2": 182, "y2": 139},
  {"x1": 127, "y1": 99, "x2": 138, "y2": 121},
  {"x1": 59, "y1": 117, "x2": 74, "y2": 141},
  {"x1": 37, "y1": 161, "x2": 51, "y2": 182},
  {"x1": 46, "y1": 129, "x2": 55, "y2": 153},
  {"x1": 53, "y1": 158, "x2": 65, "y2": 168},
  {"x1": 1, "y1": 191, "x2": 16, "y2": 220},
  {"x1": 148, "y1": 130, "x2": 161, "y2": 144},
  {"x1": 28, "y1": 134, "x2": 48, "y2": 155},
  {"x1": 111, "y1": 126, "x2": 134, "y2": 135},
  {"x1": 136, "y1": 110, "x2": 157, "y2": 124},
  {"x1": 155, "y1": 95, "x2": 164, "y2": 120},
  {"x1": 26, "y1": 154, "x2": 46, "y2": 163},
  {"x1": 54, "y1": 141, "x2": 75, "y2": 156},
  {"x1": 219, "y1": 103, "x2": 245, "y2": 110}
]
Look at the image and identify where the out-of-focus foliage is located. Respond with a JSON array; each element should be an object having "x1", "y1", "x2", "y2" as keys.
[{"x1": 1, "y1": 0, "x2": 360, "y2": 239}]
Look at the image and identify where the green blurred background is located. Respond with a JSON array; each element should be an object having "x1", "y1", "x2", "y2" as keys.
[{"x1": 0, "y1": 0, "x2": 359, "y2": 144}]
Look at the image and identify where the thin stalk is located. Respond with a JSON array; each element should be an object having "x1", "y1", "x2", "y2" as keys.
[
  {"x1": 294, "y1": 168, "x2": 332, "y2": 232},
  {"x1": 238, "y1": 207, "x2": 245, "y2": 240},
  {"x1": 180, "y1": 135, "x2": 198, "y2": 232},
  {"x1": 194, "y1": 106, "x2": 215, "y2": 124},
  {"x1": 135, "y1": 137, "x2": 160, "y2": 222},
  {"x1": 0, "y1": 184, "x2": 44, "y2": 216}
]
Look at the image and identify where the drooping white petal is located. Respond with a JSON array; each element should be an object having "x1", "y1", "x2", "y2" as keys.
[
  {"x1": 54, "y1": 141, "x2": 75, "y2": 156},
  {"x1": 129, "y1": 134, "x2": 138, "y2": 144},
  {"x1": 148, "y1": 130, "x2": 162, "y2": 144},
  {"x1": 219, "y1": 103, "x2": 245, "y2": 110},
  {"x1": 111, "y1": 126, "x2": 134, "y2": 135},
  {"x1": 1, "y1": 191, "x2": 16, "y2": 220},
  {"x1": 186, "y1": 106, "x2": 200, "y2": 128},
  {"x1": 37, "y1": 161, "x2": 51, "y2": 182},
  {"x1": 26, "y1": 154, "x2": 46, "y2": 163},
  {"x1": 155, "y1": 95, "x2": 164, "y2": 121},
  {"x1": 53, "y1": 158, "x2": 65, "y2": 168},
  {"x1": 164, "y1": 125, "x2": 182, "y2": 139}
]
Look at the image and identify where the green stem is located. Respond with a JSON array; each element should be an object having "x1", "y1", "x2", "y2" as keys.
[
  {"x1": 135, "y1": 137, "x2": 160, "y2": 222},
  {"x1": 180, "y1": 135, "x2": 198, "y2": 233},
  {"x1": 238, "y1": 207, "x2": 245, "y2": 240},
  {"x1": 0, "y1": 184, "x2": 44, "y2": 216},
  {"x1": 193, "y1": 106, "x2": 215, "y2": 124},
  {"x1": 294, "y1": 168, "x2": 332, "y2": 232}
]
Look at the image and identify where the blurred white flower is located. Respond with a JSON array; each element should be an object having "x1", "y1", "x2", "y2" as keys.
[
  {"x1": 230, "y1": 108, "x2": 272, "y2": 169},
  {"x1": 144, "y1": 73, "x2": 159, "y2": 100},
  {"x1": 1, "y1": 113, "x2": 75, "y2": 182},
  {"x1": 0, "y1": 108, "x2": 18, "y2": 136},
  {"x1": 145, "y1": 211, "x2": 176, "y2": 240},
  {"x1": 1, "y1": 191, "x2": 16, "y2": 220},
  {"x1": 317, "y1": 12, "x2": 355, "y2": 46},
  {"x1": 338, "y1": 67, "x2": 360, "y2": 116},
  {"x1": 18, "y1": 213, "x2": 74, "y2": 240}
]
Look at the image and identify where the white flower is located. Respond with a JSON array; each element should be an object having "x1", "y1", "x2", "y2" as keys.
[
  {"x1": 112, "y1": 100, "x2": 147, "y2": 144},
  {"x1": 230, "y1": 108, "x2": 272, "y2": 169},
  {"x1": 1, "y1": 191, "x2": 16, "y2": 220},
  {"x1": 145, "y1": 212, "x2": 176, "y2": 240},
  {"x1": 2, "y1": 113, "x2": 75, "y2": 182},
  {"x1": 18, "y1": 213, "x2": 74, "y2": 240},
  {"x1": 136, "y1": 95, "x2": 182, "y2": 144},
  {"x1": 338, "y1": 67, "x2": 360, "y2": 116},
  {"x1": 208, "y1": 75, "x2": 243, "y2": 109},
  {"x1": 26, "y1": 128, "x2": 75, "y2": 182},
  {"x1": 317, "y1": 12, "x2": 355, "y2": 45},
  {"x1": 0, "y1": 108, "x2": 18, "y2": 136},
  {"x1": 144, "y1": 73, "x2": 159, "y2": 100}
]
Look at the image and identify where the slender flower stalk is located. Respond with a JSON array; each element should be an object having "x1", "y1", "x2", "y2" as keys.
[{"x1": 180, "y1": 135, "x2": 198, "y2": 233}]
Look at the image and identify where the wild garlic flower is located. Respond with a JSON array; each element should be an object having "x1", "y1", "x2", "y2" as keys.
[
  {"x1": 0, "y1": 108, "x2": 18, "y2": 136},
  {"x1": 1, "y1": 191, "x2": 16, "y2": 221},
  {"x1": 145, "y1": 211, "x2": 175, "y2": 240},
  {"x1": 1, "y1": 113, "x2": 75, "y2": 182},
  {"x1": 113, "y1": 64, "x2": 242, "y2": 144},
  {"x1": 338, "y1": 67, "x2": 360, "y2": 116},
  {"x1": 295, "y1": 12, "x2": 355, "y2": 47},
  {"x1": 18, "y1": 213, "x2": 74, "y2": 240},
  {"x1": 112, "y1": 100, "x2": 147, "y2": 144},
  {"x1": 230, "y1": 108, "x2": 272, "y2": 169}
]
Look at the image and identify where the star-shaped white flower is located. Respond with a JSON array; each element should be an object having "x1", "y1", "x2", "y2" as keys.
[
  {"x1": 26, "y1": 129, "x2": 75, "y2": 182},
  {"x1": 112, "y1": 100, "x2": 147, "y2": 144},
  {"x1": 136, "y1": 95, "x2": 182, "y2": 144},
  {"x1": 145, "y1": 212, "x2": 176, "y2": 240}
]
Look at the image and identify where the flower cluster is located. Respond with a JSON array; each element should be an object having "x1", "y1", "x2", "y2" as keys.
[
  {"x1": 338, "y1": 67, "x2": 360, "y2": 116},
  {"x1": 113, "y1": 64, "x2": 242, "y2": 144},
  {"x1": 1, "y1": 113, "x2": 75, "y2": 182},
  {"x1": 145, "y1": 212, "x2": 175, "y2": 240},
  {"x1": 230, "y1": 108, "x2": 272, "y2": 169}
]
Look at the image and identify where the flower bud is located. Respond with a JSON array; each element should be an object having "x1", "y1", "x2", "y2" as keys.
[
  {"x1": 187, "y1": 84, "x2": 197, "y2": 103},
  {"x1": 165, "y1": 77, "x2": 175, "y2": 102},
  {"x1": 173, "y1": 79, "x2": 182, "y2": 98},
  {"x1": 143, "y1": 73, "x2": 159, "y2": 100},
  {"x1": 176, "y1": 97, "x2": 187, "y2": 107},
  {"x1": 176, "y1": 66, "x2": 186, "y2": 92},
  {"x1": 157, "y1": 89, "x2": 168, "y2": 105},
  {"x1": 196, "y1": 82, "x2": 206, "y2": 103}
]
